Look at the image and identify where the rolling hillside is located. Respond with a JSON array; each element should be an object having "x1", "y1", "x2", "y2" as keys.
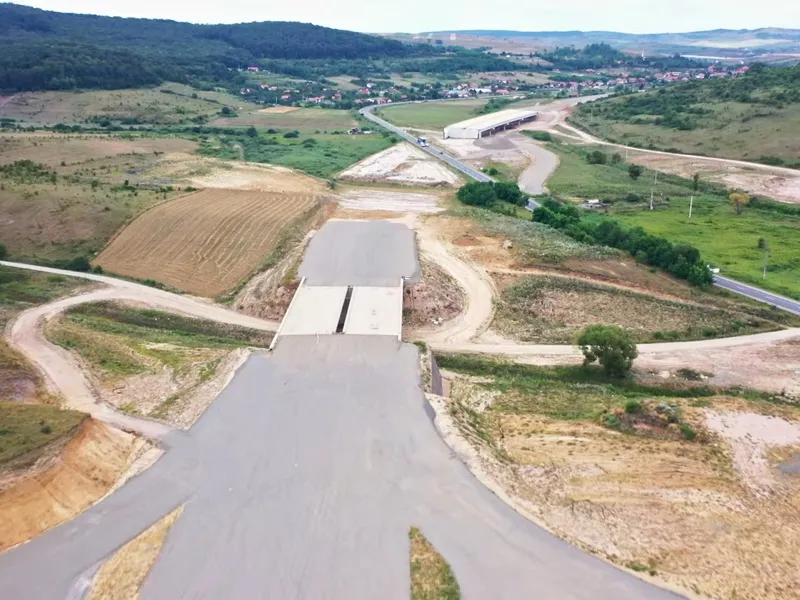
[
  {"x1": 570, "y1": 64, "x2": 800, "y2": 166},
  {"x1": 0, "y1": 3, "x2": 435, "y2": 92}
]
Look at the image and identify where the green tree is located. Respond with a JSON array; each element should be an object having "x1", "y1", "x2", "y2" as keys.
[
  {"x1": 628, "y1": 164, "x2": 643, "y2": 180},
  {"x1": 692, "y1": 172, "x2": 700, "y2": 191},
  {"x1": 0, "y1": 243, "x2": 7, "y2": 260},
  {"x1": 577, "y1": 324, "x2": 638, "y2": 378},
  {"x1": 246, "y1": 126, "x2": 257, "y2": 138},
  {"x1": 456, "y1": 181, "x2": 497, "y2": 207}
]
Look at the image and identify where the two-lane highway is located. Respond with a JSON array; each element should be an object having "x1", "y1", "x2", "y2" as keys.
[
  {"x1": 359, "y1": 103, "x2": 493, "y2": 183},
  {"x1": 715, "y1": 275, "x2": 800, "y2": 315},
  {"x1": 362, "y1": 100, "x2": 800, "y2": 317}
]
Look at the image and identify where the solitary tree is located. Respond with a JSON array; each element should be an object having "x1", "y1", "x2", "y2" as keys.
[
  {"x1": 577, "y1": 324, "x2": 638, "y2": 378},
  {"x1": 0, "y1": 243, "x2": 7, "y2": 261},
  {"x1": 692, "y1": 172, "x2": 700, "y2": 191},
  {"x1": 729, "y1": 192, "x2": 750, "y2": 215},
  {"x1": 628, "y1": 164, "x2": 643, "y2": 180}
]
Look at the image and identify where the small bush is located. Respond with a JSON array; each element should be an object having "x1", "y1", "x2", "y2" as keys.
[
  {"x1": 40, "y1": 424, "x2": 52, "y2": 434},
  {"x1": 283, "y1": 130, "x2": 300, "y2": 139},
  {"x1": 679, "y1": 423, "x2": 697, "y2": 441},
  {"x1": 624, "y1": 399, "x2": 643, "y2": 414}
]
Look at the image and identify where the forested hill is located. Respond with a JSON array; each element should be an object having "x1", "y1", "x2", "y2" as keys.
[{"x1": 0, "y1": 3, "x2": 435, "y2": 92}]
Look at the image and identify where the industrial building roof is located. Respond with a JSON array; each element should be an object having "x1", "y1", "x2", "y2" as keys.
[{"x1": 443, "y1": 108, "x2": 539, "y2": 133}]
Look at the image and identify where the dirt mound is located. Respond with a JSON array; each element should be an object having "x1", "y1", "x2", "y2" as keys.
[
  {"x1": 151, "y1": 154, "x2": 326, "y2": 195},
  {"x1": 403, "y1": 258, "x2": 465, "y2": 329},
  {"x1": 0, "y1": 419, "x2": 149, "y2": 551},
  {"x1": 339, "y1": 143, "x2": 462, "y2": 187}
]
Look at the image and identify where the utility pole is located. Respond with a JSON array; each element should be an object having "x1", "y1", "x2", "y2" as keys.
[
  {"x1": 763, "y1": 241, "x2": 770, "y2": 280},
  {"x1": 689, "y1": 195, "x2": 694, "y2": 218},
  {"x1": 649, "y1": 188, "x2": 654, "y2": 211}
]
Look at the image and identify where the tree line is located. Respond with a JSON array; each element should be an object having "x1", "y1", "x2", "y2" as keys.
[{"x1": 532, "y1": 199, "x2": 713, "y2": 286}]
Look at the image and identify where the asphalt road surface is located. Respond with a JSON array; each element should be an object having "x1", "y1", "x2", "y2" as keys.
[
  {"x1": 0, "y1": 217, "x2": 686, "y2": 599},
  {"x1": 714, "y1": 275, "x2": 800, "y2": 315},
  {"x1": 360, "y1": 103, "x2": 492, "y2": 183},
  {"x1": 301, "y1": 220, "x2": 420, "y2": 286},
  {"x1": 0, "y1": 337, "x2": 684, "y2": 600}
]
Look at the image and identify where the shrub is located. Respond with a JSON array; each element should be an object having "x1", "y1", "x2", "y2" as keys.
[
  {"x1": 0, "y1": 243, "x2": 6, "y2": 260},
  {"x1": 628, "y1": 164, "x2": 643, "y2": 180},
  {"x1": 40, "y1": 424, "x2": 52, "y2": 434},
  {"x1": 577, "y1": 324, "x2": 638, "y2": 378},
  {"x1": 679, "y1": 423, "x2": 697, "y2": 441},
  {"x1": 586, "y1": 150, "x2": 607, "y2": 165},
  {"x1": 624, "y1": 399, "x2": 643, "y2": 414},
  {"x1": 283, "y1": 130, "x2": 300, "y2": 139},
  {"x1": 528, "y1": 131, "x2": 552, "y2": 142}
]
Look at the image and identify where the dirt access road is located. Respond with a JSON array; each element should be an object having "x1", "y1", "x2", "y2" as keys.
[
  {"x1": 0, "y1": 225, "x2": 681, "y2": 600},
  {"x1": 1, "y1": 261, "x2": 278, "y2": 437}
]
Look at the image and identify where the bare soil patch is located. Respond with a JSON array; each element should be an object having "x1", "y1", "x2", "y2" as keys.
[
  {"x1": 403, "y1": 258, "x2": 465, "y2": 329},
  {"x1": 0, "y1": 133, "x2": 197, "y2": 168},
  {"x1": 95, "y1": 189, "x2": 321, "y2": 296},
  {"x1": 437, "y1": 371, "x2": 800, "y2": 600},
  {"x1": 258, "y1": 106, "x2": 299, "y2": 114},
  {"x1": 339, "y1": 142, "x2": 462, "y2": 187},
  {"x1": 0, "y1": 419, "x2": 149, "y2": 552},
  {"x1": 336, "y1": 187, "x2": 443, "y2": 213},
  {"x1": 638, "y1": 337, "x2": 800, "y2": 399},
  {"x1": 629, "y1": 152, "x2": 800, "y2": 205},
  {"x1": 87, "y1": 505, "x2": 183, "y2": 600}
]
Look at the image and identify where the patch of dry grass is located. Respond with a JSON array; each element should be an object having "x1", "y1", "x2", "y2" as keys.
[
  {"x1": 87, "y1": 506, "x2": 183, "y2": 600},
  {"x1": 409, "y1": 527, "x2": 461, "y2": 600},
  {"x1": 493, "y1": 274, "x2": 779, "y2": 343},
  {"x1": 439, "y1": 356, "x2": 800, "y2": 600}
]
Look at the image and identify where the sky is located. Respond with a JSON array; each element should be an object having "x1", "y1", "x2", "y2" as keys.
[{"x1": 15, "y1": 0, "x2": 800, "y2": 33}]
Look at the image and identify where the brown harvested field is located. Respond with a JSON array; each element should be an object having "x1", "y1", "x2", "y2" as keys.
[
  {"x1": 0, "y1": 84, "x2": 251, "y2": 125},
  {"x1": 96, "y1": 189, "x2": 321, "y2": 296},
  {"x1": 0, "y1": 132, "x2": 197, "y2": 168}
]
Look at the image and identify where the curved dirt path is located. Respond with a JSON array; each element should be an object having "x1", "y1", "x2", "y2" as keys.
[
  {"x1": 2, "y1": 261, "x2": 279, "y2": 438},
  {"x1": 511, "y1": 132, "x2": 560, "y2": 196},
  {"x1": 414, "y1": 222, "x2": 495, "y2": 343}
]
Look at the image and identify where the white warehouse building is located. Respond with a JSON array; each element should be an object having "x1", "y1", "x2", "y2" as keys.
[{"x1": 442, "y1": 108, "x2": 539, "y2": 139}]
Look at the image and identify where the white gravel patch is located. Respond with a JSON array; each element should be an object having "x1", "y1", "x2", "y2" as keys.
[
  {"x1": 704, "y1": 409, "x2": 800, "y2": 496},
  {"x1": 339, "y1": 143, "x2": 461, "y2": 187}
]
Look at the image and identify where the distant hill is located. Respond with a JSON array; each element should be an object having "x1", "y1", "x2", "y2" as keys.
[
  {"x1": 0, "y1": 3, "x2": 435, "y2": 92},
  {"x1": 570, "y1": 63, "x2": 800, "y2": 166},
  {"x1": 414, "y1": 28, "x2": 800, "y2": 60}
]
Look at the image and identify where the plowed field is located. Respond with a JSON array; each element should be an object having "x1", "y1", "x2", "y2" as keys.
[{"x1": 96, "y1": 190, "x2": 319, "y2": 296}]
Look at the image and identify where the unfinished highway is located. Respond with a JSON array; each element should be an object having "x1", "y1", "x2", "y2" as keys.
[{"x1": 0, "y1": 221, "x2": 683, "y2": 599}]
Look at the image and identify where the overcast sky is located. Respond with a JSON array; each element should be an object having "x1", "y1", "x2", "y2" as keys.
[{"x1": 16, "y1": 0, "x2": 800, "y2": 33}]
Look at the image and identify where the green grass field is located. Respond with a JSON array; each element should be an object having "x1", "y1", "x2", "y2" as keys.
[
  {"x1": 200, "y1": 131, "x2": 394, "y2": 178},
  {"x1": 607, "y1": 197, "x2": 800, "y2": 299},
  {"x1": 544, "y1": 142, "x2": 800, "y2": 299},
  {"x1": 211, "y1": 107, "x2": 357, "y2": 132},
  {"x1": 0, "y1": 402, "x2": 87, "y2": 466},
  {"x1": 379, "y1": 99, "x2": 488, "y2": 130}
]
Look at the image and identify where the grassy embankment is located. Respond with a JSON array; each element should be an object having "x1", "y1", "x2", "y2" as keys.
[
  {"x1": 543, "y1": 140, "x2": 800, "y2": 300},
  {"x1": 0, "y1": 266, "x2": 91, "y2": 468},
  {"x1": 47, "y1": 302, "x2": 270, "y2": 381},
  {"x1": 409, "y1": 527, "x2": 461, "y2": 600},
  {"x1": 46, "y1": 302, "x2": 271, "y2": 419}
]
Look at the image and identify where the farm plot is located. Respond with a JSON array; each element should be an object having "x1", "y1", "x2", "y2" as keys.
[{"x1": 95, "y1": 189, "x2": 320, "y2": 296}]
